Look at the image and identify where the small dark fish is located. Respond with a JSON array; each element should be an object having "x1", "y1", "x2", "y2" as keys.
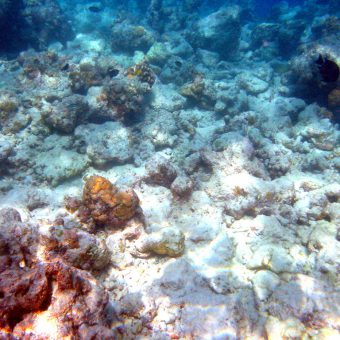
[
  {"x1": 88, "y1": 5, "x2": 102, "y2": 13},
  {"x1": 61, "y1": 63, "x2": 69, "y2": 71},
  {"x1": 316, "y1": 54, "x2": 339, "y2": 83},
  {"x1": 108, "y1": 67, "x2": 119, "y2": 77},
  {"x1": 174, "y1": 60, "x2": 182, "y2": 68}
]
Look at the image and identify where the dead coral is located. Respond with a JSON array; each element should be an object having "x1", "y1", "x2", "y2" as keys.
[
  {"x1": 170, "y1": 174, "x2": 194, "y2": 198},
  {"x1": 145, "y1": 154, "x2": 178, "y2": 188},
  {"x1": 69, "y1": 58, "x2": 121, "y2": 94},
  {"x1": 65, "y1": 175, "x2": 141, "y2": 230},
  {"x1": 111, "y1": 22, "x2": 155, "y2": 53},
  {"x1": 0, "y1": 91, "x2": 29, "y2": 134},
  {"x1": 180, "y1": 74, "x2": 216, "y2": 109},
  {"x1": 69, "y1": 64, "x2": 104, "y2": 94},
  {"x1": 42, "y1": 94, "x2": 89, "y2": 133}
]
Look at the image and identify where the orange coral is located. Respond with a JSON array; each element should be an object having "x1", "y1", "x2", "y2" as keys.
[{"x1": 79, "y1": 175, "x2": 140, "y2": 229}]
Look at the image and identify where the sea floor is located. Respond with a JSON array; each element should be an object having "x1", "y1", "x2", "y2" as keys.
[{"x1": 0, "y1": 1, "x2": 339, "y2": 339}]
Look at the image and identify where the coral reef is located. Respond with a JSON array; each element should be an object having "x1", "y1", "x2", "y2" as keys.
[{"x1": 0, "y1": 0, "x2": 340, "y2": 338}]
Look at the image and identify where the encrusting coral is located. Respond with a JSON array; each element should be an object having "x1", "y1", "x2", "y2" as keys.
[{"x1": 65, "y1": 175, "x2": 141, "y2": 230}]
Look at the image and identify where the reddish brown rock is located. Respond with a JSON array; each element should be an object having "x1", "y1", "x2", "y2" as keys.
[
  {"x1": 0, "y1": 208, "x2": 115, "y2": 339},
  {"x1": 10, "y1": 261, "x2": 115, "y2": 339},
  {"x1": 0, "y1": 264, "x2": 49, "y2": 332}
]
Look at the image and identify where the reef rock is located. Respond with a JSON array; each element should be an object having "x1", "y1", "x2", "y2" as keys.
[
  {"x1": 43, "y1": 226, "x2": 111, "y2": 272},
  {"x1": 0, "y1": 0, "x2": 74, "y2": 54},
  {"x1": 250, "y1": 23, "x2": 280, "y2": 49},
  {"x1": 111, "y1": 21, "x2": 155, "y2": 53},
  {"x1": 145, "y1": 154, "x2": 178, "y2": 188},
  {"x1": 87, "y1": 76, "x2": 151, "y2": 123},
  {"x1": 42, "y1": 94, "x2": 89, "y2": 133},
  {"x1": 0, "y1": 135, "x2": 14, "y2": 163},
  {"x1": 170, "y1": 174, "x2": 194, "y2": 198},
  {"x1": 188, "y1": 6, "x2": 241, "y2": 59},
  {"x1": 74, "y1": 121, "x2": 133, "y2": 166},
  {"x1": 34, "y1": 135, "x2": 90, "y2": 186},
  {"x1": 328, "y1": 88, "x2": 340, "y2": 108},
  {"x1": 238, "y1": 72, "x2": 270, "y2": 95}
]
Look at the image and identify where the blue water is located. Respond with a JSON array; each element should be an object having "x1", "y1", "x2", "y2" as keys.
[{"x1": 254, "y1": 0, "x2": 305, "y2": 17}]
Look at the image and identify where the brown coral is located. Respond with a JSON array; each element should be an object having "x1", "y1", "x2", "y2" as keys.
[{"x1": 67, "y1": 175, "x2": 141, "y2": 230}]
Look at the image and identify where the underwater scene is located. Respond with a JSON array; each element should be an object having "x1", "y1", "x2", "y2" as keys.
[{"x1": 0, "y1": 0, "x2": 339, "y2": 339}]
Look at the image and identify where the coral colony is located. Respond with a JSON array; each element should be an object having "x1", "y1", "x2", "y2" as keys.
[{"x1": 0, "y1": 0, "x2": 339, "y2": 338}]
